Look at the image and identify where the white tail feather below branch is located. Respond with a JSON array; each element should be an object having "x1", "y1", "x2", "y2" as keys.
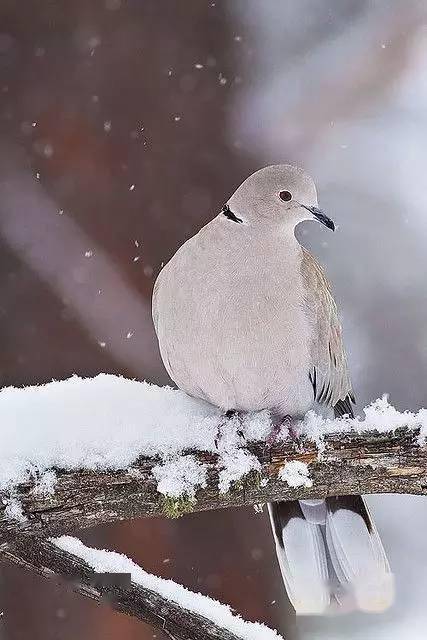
[{"x1": 268, "y1": 497, "x2": 394, "y2": 615}]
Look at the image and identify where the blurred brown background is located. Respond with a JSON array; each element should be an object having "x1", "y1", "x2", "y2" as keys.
[{"x1": 1, "y1": 1, "x2": 427, "y2": 639}]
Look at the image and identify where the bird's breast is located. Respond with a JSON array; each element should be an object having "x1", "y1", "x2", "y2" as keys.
[{"x1": 155, "y1": 226, "x2": 315, "y2": 415}]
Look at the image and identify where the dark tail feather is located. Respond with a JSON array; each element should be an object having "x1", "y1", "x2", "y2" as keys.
[{"x1": 334, "y1": 394, "x2": 355, "y2": 419}]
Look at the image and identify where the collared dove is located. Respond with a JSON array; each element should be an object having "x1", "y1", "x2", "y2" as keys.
[{"x1": 152, "y1": 164, "x2": 394, "y2": 615}]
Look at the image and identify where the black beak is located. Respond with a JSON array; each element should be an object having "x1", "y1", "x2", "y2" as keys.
[{"x1": 301, "y1": 205, "x2": 335, "y2": 231}]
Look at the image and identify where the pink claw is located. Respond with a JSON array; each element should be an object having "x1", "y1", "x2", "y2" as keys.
[{"x1": 267, "y1": 415, "x2": 299, "y2": 446}]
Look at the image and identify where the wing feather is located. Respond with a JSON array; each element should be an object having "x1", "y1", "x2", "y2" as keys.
[{"x1": 301, "y1": 248, "x2": 354, "y2": 413}]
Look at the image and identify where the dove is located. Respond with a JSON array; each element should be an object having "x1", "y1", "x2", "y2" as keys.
[{"x1": 152, "y1": 164, "x2": 394, "y2": 614}]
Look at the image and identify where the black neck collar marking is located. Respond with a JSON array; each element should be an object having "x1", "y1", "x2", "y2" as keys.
[{"x1": 221, "y1": 204, "x2": 243, "y2": 224}]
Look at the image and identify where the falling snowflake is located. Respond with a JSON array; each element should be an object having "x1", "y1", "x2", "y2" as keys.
[
  {"x1": 43, "y1": 143, "x2": 54, "y2": 157},
  {"x1": 88, "y1": 35, "x2": 101, "y2": 50}
]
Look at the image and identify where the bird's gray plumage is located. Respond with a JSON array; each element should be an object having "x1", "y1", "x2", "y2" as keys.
[
  {"x1": 152, "y1": 164, "x2": 393, "y2": 614},
  {"x1": 153, "y1": 164, "x2": 352, "y2": 418},
  {"x1": 153, "y1": 239, "x2": 353, "y2": 414},
  {"x1": 300, "y1": 247, "x2": 354, "y2": 411}
]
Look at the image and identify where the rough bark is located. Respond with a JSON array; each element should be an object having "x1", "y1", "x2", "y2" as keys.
[{"x1": 1, "y1": 426, "x2": 426, "y2": 548}]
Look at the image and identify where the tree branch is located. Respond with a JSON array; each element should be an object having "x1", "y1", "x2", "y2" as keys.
[
  {"x1": 2, "y1": 425, "x2": 426, "y2": 548},
  {"x1": 2, "y1": 425, "x2": 426, "y2": 640},
  {"x1": 3, "y1": 537, "x2": 250, "y2": 640}
]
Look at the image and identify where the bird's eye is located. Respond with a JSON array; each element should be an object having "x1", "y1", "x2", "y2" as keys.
[{"x1": 279, "y1": 190, "x2": 292, "y2": 202}]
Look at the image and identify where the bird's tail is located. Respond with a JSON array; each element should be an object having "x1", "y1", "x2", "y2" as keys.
[{"x1": 268, "y1": 495, "x2": 394, "y2": 615}]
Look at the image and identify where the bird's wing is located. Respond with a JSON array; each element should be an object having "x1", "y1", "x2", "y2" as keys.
[{"x1": 301, "y1": 248, "x2": 354, "y2": 413}]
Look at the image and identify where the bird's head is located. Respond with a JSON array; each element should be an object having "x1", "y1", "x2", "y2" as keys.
[{"x1": 223, "y1": 164, "x2": 334, "y2": 231}]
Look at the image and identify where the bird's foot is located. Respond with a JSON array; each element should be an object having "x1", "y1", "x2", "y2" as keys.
[
  {"x1": 266, "y1": 415, "x2": 299, "y2": 447},
  {"x1": 215, "y1": 409, "x2": 243, "y2": 450}
]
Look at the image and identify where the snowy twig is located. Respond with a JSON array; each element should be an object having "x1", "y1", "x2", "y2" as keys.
[
  {"x1": 3, "y1": 536, "x2": 282, "y2": 640},
  {"x1": 2, "y1": 424, "x2": 427, "y2": 547}
]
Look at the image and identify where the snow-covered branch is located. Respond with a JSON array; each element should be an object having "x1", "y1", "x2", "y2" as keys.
[
  {"x1": 1, "y1": 375, "x2": 427, "y2": 547},
  {"x1": 4, "y1": 536, "x2": 283, "y2": 640},
  {"x1": 1, "y1": 375, "x2": 427, "y2": 638},
  {"x1": 2, "y1": 421, "x2": 426, "y2": 549}
]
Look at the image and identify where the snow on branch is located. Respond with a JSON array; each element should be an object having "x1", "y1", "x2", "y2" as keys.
[
  {"x1": 1, "y1": 375, "x2": 427, "y2": 548},
  {"x1": 1, "y1": 375, "x2": 427, "y2": 638},
  {"x1": 4, "y1": 536, "x2": 283, "y2": 640}
]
